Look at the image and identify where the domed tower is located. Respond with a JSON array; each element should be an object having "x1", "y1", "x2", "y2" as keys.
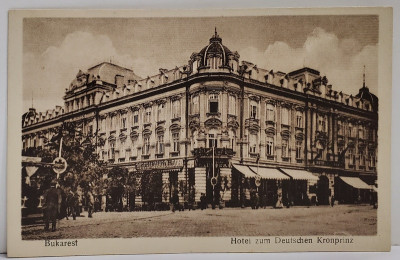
[
  {"x1": 355, "y1": 66, "x2": 378, "y2": 112},
  {"x1": 190, "y1": 28, "x2": 240, "y2": 74}
]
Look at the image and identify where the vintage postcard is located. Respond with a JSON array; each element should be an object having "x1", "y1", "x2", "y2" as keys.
[{"x1": 7, "y1": 8, "x2": 392, "y2": 257}]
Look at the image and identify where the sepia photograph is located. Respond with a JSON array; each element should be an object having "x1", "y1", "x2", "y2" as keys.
[{"x1": 7, "y1": 7, "x2": 392, "y2": 257}]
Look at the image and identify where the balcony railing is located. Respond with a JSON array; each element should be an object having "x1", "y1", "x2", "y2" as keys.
[
  {"x1": 192, "y1": 147, "x2": 234, "y2": 157},
  {"x1": 310, "y1": 159, "x2": 343, "y2": 168}
]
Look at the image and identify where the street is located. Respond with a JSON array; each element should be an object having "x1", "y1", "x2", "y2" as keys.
[{"x1": 22, "y1": 204, "x2": 377, "y2": 240}]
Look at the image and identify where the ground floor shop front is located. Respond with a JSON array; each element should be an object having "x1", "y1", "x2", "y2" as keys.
[{"x1": 101, "y1": 159, "x2": 378, "y2": 211}]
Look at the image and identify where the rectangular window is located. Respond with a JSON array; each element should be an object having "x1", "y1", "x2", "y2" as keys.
[
  {"x1": 121, "y1": 117, "x2": 127, "y2": 129},
  {"x1": 157, "y1": 103, "x2": 165, "y2": 122},
  {"x1": 88, "y1": 125, "x2": 93, "y2": 136},
  {"x1": 358, "y1": 127, "x2": 364, "y2": 139},
  {"x1": 249, "y1": 134, "x2": 257, "y2": 154},
  {"x1": 318, "y1": 116, "x2": 326, "y2": 132},
  {"x1": 266, "y1": 104, "x2": 275, "y2": 122},
  {"x1": 110, "y1": 116, "x2": 116, "y2": 130},
  {"x1": 338, "y1": 121, "x2": 343, "y2": 135},
  {"x1": 296, "y1": 141, "x2": 302, "y2": 159},
  {"x1": 172, "y1": 132, "x2": 180, "y2": 152},
  {"x1": 172, "y1": 100, "x2": 180, "y2": 119},
  {"x1": 281, "y1": 139, "x2": 288, "y2": 158},
  {"x1": 209, "y1": 94, "x2": 219, "y2": 113},
  {"x1": 143, "y1": 136, "x2": 150, "y2": 155},
  {"x1": 348, "y1": 124, "x2": 353, "y2": 137},
  {"x1": 192, "y1": 95, "x2": 199, "y2": 114},
  {"x1": 229, "y1": 95, "x2": 236, "y2": 115},
  {"x1": 296, "y1": 112, "x2": 303, "y2": 128},
  {"x1": 348, "y1": 149, "x2": 355, "y2": 165},
  {"x1": 110, "y1": 142, "x2": 115, "y2": 160},
  {"x1": 266, "y1": 136, "x2": 274, "y2": 156},
  {"x1": 250, "y1": 103, "x2": 257, "y2": 119},
  {"x1": 208, "y1": 134, "x2": 217, "y2": 148},
  {"x1": 281, "y1": 107, "x2": 289, "y2": 125},
  {"x1": 133, "y1": 111, "x2": 139, "y2": 125},
  {"x1": 145, "y1": 107, "x2": 152, "y2": 123},
  {"x1": 157, "y1": 135, "x2": 164, "y2": 154}
]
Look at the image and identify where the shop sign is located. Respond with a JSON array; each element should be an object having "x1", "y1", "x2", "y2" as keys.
[{"x1": 135, "y1": 158, "x2": 184, "y2": 171}]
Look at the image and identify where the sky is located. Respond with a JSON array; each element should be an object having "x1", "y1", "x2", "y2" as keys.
[{"x1": 23, "y1": 16, "x2": 379, "y2": 112}]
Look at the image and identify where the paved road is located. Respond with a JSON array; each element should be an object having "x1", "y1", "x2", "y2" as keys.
[{"x1": 22, "y1": 204, "x2": 377, "y2": 240}]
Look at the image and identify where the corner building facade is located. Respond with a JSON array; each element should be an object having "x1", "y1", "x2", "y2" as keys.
[{"x1": 22, "y1": 31, "x2": 378, "y2": 208}]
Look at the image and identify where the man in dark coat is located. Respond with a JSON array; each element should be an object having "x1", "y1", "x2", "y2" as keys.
[
  {"x1": 43, "y1": 180, "x2": 63, "y2": 231},
  {"x1": 87, "y1": 191, "x2": 94, "y2": 218},
  {"x1": 66, "y1": 189, "x2": 78, "y2": 220}
]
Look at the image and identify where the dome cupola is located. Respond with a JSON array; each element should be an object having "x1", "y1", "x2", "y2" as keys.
[{"x1": 190, "y1": 28, "x2": 240, "y2": 74}]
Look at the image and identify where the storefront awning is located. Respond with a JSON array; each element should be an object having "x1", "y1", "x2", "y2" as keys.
[
  {"x1": 340, "y1": 176, "x2": 372, "y2": 190},
  {"x1": 280, "y1": 168, "x2": 319, "y2": 181},
  {"x1": 233, "y1": 164, "x2": 258, "y2": 178},
  {"x1": 249, "y1": 166, "x2": 289, "y2": 180}
]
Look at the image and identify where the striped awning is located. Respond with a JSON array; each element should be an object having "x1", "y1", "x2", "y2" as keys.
[
  {"x1": 340, "y1": 176, "x2": 371, "y2": 190},
  {"x1": 249, "y1": 166, "x2": 289, "y2": 180},
  {"x1": 280, "y1": 168, "x2": 319, "y2": 181},
  {"x1": 233, "y1": 164, "x2": 258, "y2": 178}
]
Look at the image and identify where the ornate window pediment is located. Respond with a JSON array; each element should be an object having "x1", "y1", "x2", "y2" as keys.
[
  {"x1": 130, "y1": 131, "x2": 139, "y2": 140},
  {"x1": 265, "y1": 127, "x2": 276, "y2": 136},
  {"x1": 170, "y1": 123, "x2": 181, "y2": 132},
  {"x1": 156, "y1": 125, "x2": 165, "y2": 134},
  {"x1": 205, "y1": 118, "x2": 222, "y2": 129},
  {"x1": 281, "y1": 129, "x2": 291, "y2": 139},
  {"x1": 119, "y1": 133, "x2": 127, "y2": 142},
  {"x1": 227, "y1": 119, "x2": 239, "y2": 130},
  {"x1": 142, "y1": 129, "x2": 152, "y2": 136},
  {"x1": 295, "y1": 132, "x2": 305, "y2": 140}
]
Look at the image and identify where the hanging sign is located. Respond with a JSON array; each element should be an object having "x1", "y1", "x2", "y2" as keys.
[{"x1": 52, "y1": 157, "x2": 67, "y2": 177}]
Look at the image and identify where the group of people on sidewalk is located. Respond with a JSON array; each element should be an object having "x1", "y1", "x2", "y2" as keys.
[{"x1": 42, "y1": 180, "x2": 95, "y2": 232}]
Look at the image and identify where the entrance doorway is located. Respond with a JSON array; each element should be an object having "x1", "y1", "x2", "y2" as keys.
[{"x1": 317, "y1": 175, "x2": 330, "y2": 205}]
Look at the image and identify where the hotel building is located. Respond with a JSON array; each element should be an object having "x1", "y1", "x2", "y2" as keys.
[{"x1": 22, "y1": 31, "x2": 378, "y2": 208}]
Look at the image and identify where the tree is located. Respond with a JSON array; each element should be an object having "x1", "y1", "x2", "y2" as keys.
[{"x1": 22, "y1": 121, "x2": 108, "y2": 194}]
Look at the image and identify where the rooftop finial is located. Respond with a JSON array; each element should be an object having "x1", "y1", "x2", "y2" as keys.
[
  {"x1": 215, "y1": 27, "x2": 217, "y2": 37},
  {"x1": 363, "y1": 65, "x2": 366, "y2": 88}
]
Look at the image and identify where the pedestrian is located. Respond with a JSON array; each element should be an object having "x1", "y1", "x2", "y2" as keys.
[
  {"x1": 330, "y1": 195, "x2": 335, "y2": 207},
  {"x1": 43, "y1": 180, "x2": 62, "y2": 232},
  {"x1": 200, "y1": 193, "x2": 207, "y2": 210},
  {"x1": 87, "y1": 191, "x2": 94, "y2": 218},
  {"x1": 66, "y1": 189, "x2": 78, "y2": 220}
]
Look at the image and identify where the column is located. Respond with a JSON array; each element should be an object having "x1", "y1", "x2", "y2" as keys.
[
  {"x1": 195, "y1": 167, "x2": 207, "y2": 202},
  {"x1": 162, "y1": 172, "x2": 170, "y2": 203}
]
